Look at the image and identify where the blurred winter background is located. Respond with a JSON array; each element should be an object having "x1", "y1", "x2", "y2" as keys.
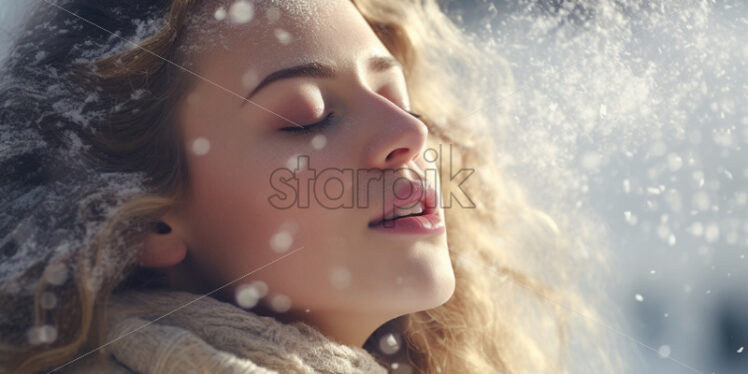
[
  {"x1": 441, "y1": 1, "x2": 747, "y2": 373},
  {"x1": 1, "y1": 1, "x2": 745, "y2": 373}
]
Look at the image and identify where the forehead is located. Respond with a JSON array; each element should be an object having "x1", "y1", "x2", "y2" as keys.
[{"x1": 180, "y1": 0, "x2": 390, "y2": 77}]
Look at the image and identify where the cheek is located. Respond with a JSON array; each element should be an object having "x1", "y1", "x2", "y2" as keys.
[
  {"x1": 182, "y1": 149, "x2": 285, "y2": 277},
  {"x1": 181, "y1": 148, "x2": 353, "y2": 288}
]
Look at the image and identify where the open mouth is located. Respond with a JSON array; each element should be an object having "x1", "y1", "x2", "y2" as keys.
[
  {"x1": 367, "y1": 180, "x2": 440, "y2": 228},
  {"x1": 368, "y1": 200, "x2": 431, "y2": 228}
]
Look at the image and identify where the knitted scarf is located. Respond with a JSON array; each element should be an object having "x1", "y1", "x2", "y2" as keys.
[{"x1": 61, "y1": 290, "x2": 389, "y2": 374}]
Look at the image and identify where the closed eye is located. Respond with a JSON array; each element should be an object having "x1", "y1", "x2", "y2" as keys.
[
  {"x1": 279, "y1": 110, "x2": 421, "y2": 135},
  {"x1": 280, "y1": 112, "x2": 335, "y2": 134}
]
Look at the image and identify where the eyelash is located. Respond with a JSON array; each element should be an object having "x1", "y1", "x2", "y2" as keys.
[
  {"x1": 280, "y1": 110, "x2": 422, "y2": 134},
  {"x1": 280, "y1": 112, "x2": 336, "y2": 134}
]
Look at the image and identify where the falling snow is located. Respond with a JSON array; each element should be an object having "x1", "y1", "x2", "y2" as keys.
[
  {"x1": 658, "y1": 345, "x2": 671, "y2": 358},
  {"x1": 236, "y1": 283, "x2": 261, "y2": 309},
  {"x1": 310, "y1": 134, "x2": 327, "y2": 150},
  {"x1": 265, "y1": 7, "x2": 281, "y2": 24},
  {"x1": 273, "y1": 28, "x2": 292, "y2": 45},
  {"x1": 378, "y1": 332, "x2": 401, "y2": 355},
  {"x1": 214, "y1": 6, "x2": 227, "y2": 21},
  {"x1": 228, "y1": 1, "x2": 254, "y2": 24},
  {"x1": 269, "y1": 230, "x2": 293, "y2": 253},
  {"x1": 329, "y1": 266, "x2": 352, "y2": 290},
  {"x1": 43, "y1": 263, "x2": 68, "y2": 286},
  {"x1": 27, "y1": 325, "x2": 57, "y2": 345},
  {"x1": 466, "y1": 1, "x2": 748, "y2": 372},
  {"x1": 191, "y1": 137, "x2": 211, "y2": 156},
  {"x1": 269, "y1": 293, "x2": 291, "y2": 313}
]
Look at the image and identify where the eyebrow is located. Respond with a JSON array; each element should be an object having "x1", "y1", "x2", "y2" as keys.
[{"x1": 240, "y1": 55, "x2": 403, "y2": 106}]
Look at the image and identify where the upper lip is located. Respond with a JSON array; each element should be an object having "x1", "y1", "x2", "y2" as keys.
[{"x1": 368, "y1": 179, "x2": 437, "y2": 226}]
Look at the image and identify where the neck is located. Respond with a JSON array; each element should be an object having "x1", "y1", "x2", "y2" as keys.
[
  {"x1": 272, "y1": 306, "x2": 386, "y2": 347},
  {"x1": 213, "y1": 291, "x2": 404, "y2": 349}
]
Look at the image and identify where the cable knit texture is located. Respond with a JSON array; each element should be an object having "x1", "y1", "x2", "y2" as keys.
[{"x1": 64, "y1": 290, "x2": 388, "y2": 374}]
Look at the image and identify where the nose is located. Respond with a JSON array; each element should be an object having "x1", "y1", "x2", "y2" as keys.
[{"x1": 362, "y1": 99, "x2": 428, "y2": 170}]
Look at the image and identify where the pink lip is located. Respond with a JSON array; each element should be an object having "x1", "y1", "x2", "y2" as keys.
[
  {"x1": 368, "y1": 209, "x2": 445, "y2": 235},
  {"x1": 368, "y1": 180, "x2": 445, "y2": 235}
]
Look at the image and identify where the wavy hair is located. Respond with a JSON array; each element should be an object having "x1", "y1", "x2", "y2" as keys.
[{"x1": 0, "y1": 0, "x2": 623, "y2": 373}]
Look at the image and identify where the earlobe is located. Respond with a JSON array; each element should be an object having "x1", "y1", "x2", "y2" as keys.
[{"x1": 139, "y1": 221, "x2": 188, "y2": 268}]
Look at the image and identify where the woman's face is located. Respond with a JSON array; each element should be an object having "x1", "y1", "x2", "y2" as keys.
[{"x1": 167, "y1": 0, "x2": 455, "y2": 345}]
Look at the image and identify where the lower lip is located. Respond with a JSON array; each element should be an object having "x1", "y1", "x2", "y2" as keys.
[{"x1": 368, "y1": 210, "x2": 445, "y2": 235}]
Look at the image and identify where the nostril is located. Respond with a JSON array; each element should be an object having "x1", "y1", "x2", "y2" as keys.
[{"x1": 385, "y1": 147, "x2": 410, "y2": 162}]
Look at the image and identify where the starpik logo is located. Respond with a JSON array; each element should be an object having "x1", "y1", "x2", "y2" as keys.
[{"x1": 267, "y1": 144, "x2": 475, "y2": 227}]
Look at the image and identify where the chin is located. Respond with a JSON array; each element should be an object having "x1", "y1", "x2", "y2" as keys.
[
  {"x1": 400, "y1": 264, "x2": 456, "y2": 313},
  {"x1": 428, "y1": 267, "x2": 457, "y2": 308}
]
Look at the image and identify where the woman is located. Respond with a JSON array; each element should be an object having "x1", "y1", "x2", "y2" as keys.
[{"x1": 0, "y1": 0, "x2": 620, "y2": 373}]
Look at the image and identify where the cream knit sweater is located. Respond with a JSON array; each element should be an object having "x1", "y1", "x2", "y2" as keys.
[{"x1": 62, "y1": 290, "x2": 389, "y2": 374}]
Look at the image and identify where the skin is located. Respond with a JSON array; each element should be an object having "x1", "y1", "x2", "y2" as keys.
[{"x1": 140, "y1": 0, "x2": 455, "y2": 348}]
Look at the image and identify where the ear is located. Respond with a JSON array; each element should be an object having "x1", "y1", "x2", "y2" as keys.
[{"x1": 139, "y1": 218, "x2": 188, "y2": 268}]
